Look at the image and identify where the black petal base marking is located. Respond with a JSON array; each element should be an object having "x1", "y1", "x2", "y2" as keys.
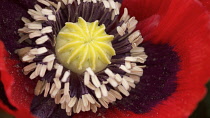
[
  {"x1": 116, "y1": 42, "x2": 179, "y2": 113},
  {"x1": 31, "y1": 95, "x2": 72, "y2": 118},
  {"x1": 0, "y1": 80, "x2": 17, "y2": 110}
]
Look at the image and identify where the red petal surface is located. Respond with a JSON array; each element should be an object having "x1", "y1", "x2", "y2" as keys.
[
  {"x1": 0, "y1": 41, "x2": 35, "y2": 118},
  {"x1": 120, "y1": 0, "x2": 171, "y2": 21},
  {"x1": 200, "y1": 0, "x2": 210, "y2": 11},
  {"x1": 75, "y1": 0, "x2": 210, "y2": 117}
]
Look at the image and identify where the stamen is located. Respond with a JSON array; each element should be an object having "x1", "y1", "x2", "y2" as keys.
[
  {"x1": 107, "y1": 77, "x2": 118, "y2": 87},
  {"x1": 23, "y1": 63, "x2": 36, "y2": 72},
  {"x1": 18, "y1": 34, "x2": 29, "y2": 43},
  {"x1": 44, "y1": 83, "x2": 50, "y2": 97},
  {"x1": 118, "y1": 85, "x2": 129, "y2": 96},
  {"x1": 125, "y1": 61, "x2": 132, "y2": 69},
  {"x1": 43, "y1": 54, "x2": 55, "y2": 62},
  {"x1": 115, "y1": 74, "x2": 122, "y2": 82},
  {"x1": 34, "y1": 15, "x2": 48, "y2": 21},
  {"x1": 120, "y1": 8, "x2": 128, "y2": 22},
  {"x1": 68, "y1": 0, "x2": 74, "y2": 4},
  {"x1": 109, "y1": 89, "x2": 122, "y2": 100},
  {"x1": 122, "y1": 77, "x2": 129, "y2": 90},
  {"x1": 61, "y1": 71, "x2": 70, "y2": 82},
  {"x1": 41, "y1": 9, "x2": 53, "y2": 15},
  {"x1": 21, "y1": 17, "x2": 31, "y2": 23},
  {"x1": 84, "y1": 72, "x2": 90, "y2": 85},
  {"x1": 128, "y1": 82, "x2": 136, "y2": 88},
  {"x1": 28, "y1": 9, "x2": 42, "y2": 16},
  {"x1": 98, "y1": 98, "x2": 108, "y2": 108},
  {"x1": 102, "y1": 1, "x2": 110, "y2": 8},
  {"x1": 90, "y1": 104, "x2": 97, "y2": 113},
  {"x1": 34, "y1": 4, "x2": 42, "y2": 12},
  {"x1": 41, "y1": 26, "x2": 53, "y2": 34},
  {"x1": 86, "y1": 94, "x2": 96, "y2": 104},
  {"x1": 129, "y1": 75, "x2": 141, "y2": 83},
  {"x1": 128, "y1": 17, "x2": 138, "y2": 32},
  {"x1": 15, "y1": 47, "x2": 31, "y2": 57},
  {"x1": 86, "y1": 82, "x2": 96, "y2": 90},
  {"x1": 40, "y1": 65, "x2": 47, "y2": 77},
  {"x1": 35, "y1": 35, "x2": 49, "y2": 44},
  {"x1": 29, "y1": 31, "x2": 42, "y2": 38},
  {"x1": 107, "y1": 92, "x2": 116, "y2": 101},
  {"x1": 104, "y1": 68, "x2": 115, "y2": 78},
  {"x1": 130, "y1": 47, "x2": 145, "y2": 53},
  {"x1": 48, "y1": 15, "x2": 56, "y2": 21},
  {"x1": 31, "y1": 47, "x2": 48, "y2": 55},
  {"x1": 22, "y1": 55, "x2": 35, "y2": 62},
  {"x1": 95, "y1": 88, "x2": 102, "y2": 98},
  {"x1": 55, "y1": 64, "x2": 63, "y2": 78},
  {"x1": 91, "y1": 75, "x2": 101, "y2": 88},
  {"x1": 100, "y1": 84, "x2": 108, "y2": 97},
  {"x1": 62, "y1": 0, "x2": 68, "y2": 5},
  {"x1": 51, "y1": 87, "x2": 60, "y2": 98},
  {"x1": 37, "y1": 0, "x2": 50, "y2": 6},
  {"x1": 55, "y1": 90, "x2": 62, "y2": 104},
  {"x1": 49, "y1": 83, "x2": 55, "y2": 95},
  {"x1": 34, "y1": 80, "x2": 44, "y2": 95},
  {"x1": 47, "y1": 60, "x2": 54, "y2": 71},
  {"x1": 53, "y1": 78, "x2": 61, "y2": 89},
  {"x1": 68, "y1": 97, "x2": 77, "y2": 108},
  {"x1": 56, "y1": 2, "x2": 61, "y2": 12},
  {"x1": 61, "y1": 102, "x2": 66, "y2": 109},
  {"x1": 119, "y1": 65, "x2": 131, "y2": 73},
  {"x1": 124, "y1": 76, "x2": 135, "y2": 83},
  {"x1": 82, "y1": 95, "x2": 88, "y2": 107},
  {"x1": 128, "y1": 30, "x2": 141, "y2": 43},
  {"x1": 27, "y1": 22, "x2": 42, "y2": 29}
]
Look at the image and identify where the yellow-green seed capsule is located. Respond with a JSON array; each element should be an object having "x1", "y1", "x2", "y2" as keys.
[{"x1": 55, "y1": 17, "x2": 116, "y2": 74}]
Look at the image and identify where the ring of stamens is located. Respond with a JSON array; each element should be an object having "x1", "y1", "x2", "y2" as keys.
[{"x1": 16, "y1": 0, "x2": 147, "y2": 116}]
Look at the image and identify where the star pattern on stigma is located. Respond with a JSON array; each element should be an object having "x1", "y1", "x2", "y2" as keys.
[
  {"x1": 15, "y1": 0, "x2": 147, "y2": 116},
  {"x1": 55, "y1": 17, "x2": 116, "y2": 74}
]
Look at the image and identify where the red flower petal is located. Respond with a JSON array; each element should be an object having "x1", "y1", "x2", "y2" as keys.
[
  {"x1": 120, "y1": 0, "x2": 171, "y2": 21},
  {"x1": 0, "y1": 41, "x2": 36, "y2": 118},
  {"x1": 75, "y1": 0, "x2": 210, "y2": 117},
  {"x1": 200, "y1": 0, "x2": 210, "y2": 11}
]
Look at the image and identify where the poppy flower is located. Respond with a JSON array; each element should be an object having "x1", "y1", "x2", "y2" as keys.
[{"x1": 0, "y1": 0, "x2": 210, "y2": 118}]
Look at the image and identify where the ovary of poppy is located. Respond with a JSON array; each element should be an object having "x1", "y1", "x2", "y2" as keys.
[{"x1": 0, "y1": 0, "x2": 210, "y2": 118}]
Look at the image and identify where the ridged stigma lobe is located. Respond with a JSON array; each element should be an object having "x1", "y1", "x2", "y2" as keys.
[{"x1": 55, "y1": 17, "x2": 115, "y2": 74}]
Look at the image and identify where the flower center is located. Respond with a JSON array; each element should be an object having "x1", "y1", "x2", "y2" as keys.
[
  {"x1": 16, "y1": 0, "x2": 147, "y2": 116},
  {"x1": 55, "y1": 17, "x2": 115, "y2": 74}
]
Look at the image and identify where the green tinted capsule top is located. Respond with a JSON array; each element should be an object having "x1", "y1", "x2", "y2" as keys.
[{"x1": 55, "y1": 17, "x2": 115, "y2": 74}]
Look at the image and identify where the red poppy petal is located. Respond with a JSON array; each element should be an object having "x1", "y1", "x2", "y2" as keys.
[
  {"x1": 121, "y1": 0, "x2": 171, "y2": 21},
  {"x1": 75, "y1": 0, "x2": 210, "y2": 117},
  {"x1": 0, "y1": 41, "x2": 36, "y2": 118},
  {"x1": 200, "y1": 0, "x2": 210, "y2": 11},
  {"x1": 124, "y1": 0, "x2": 210, "y2": 117},
  {"x1": 138, "y1": 15, "x2": 161, "y2": 40}
]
